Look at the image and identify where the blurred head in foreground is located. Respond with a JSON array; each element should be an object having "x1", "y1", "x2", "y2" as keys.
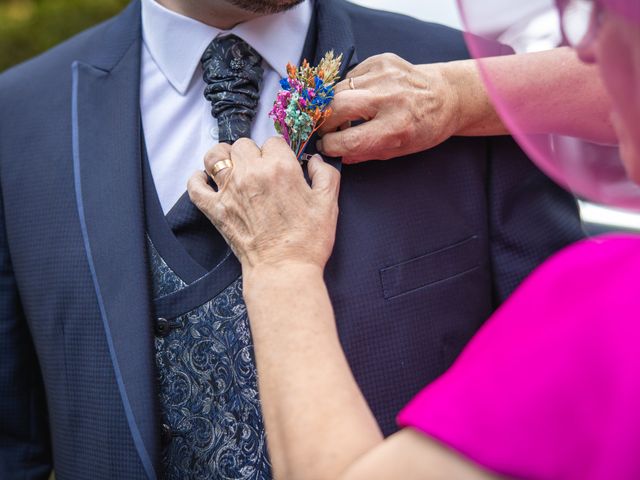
[{"x1": 564, "y1": 0, "x2": 640, "y2": 182}]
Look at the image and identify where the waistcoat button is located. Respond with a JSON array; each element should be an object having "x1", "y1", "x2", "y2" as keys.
[
  {"x1": 161, "y1": 423, "x2": 173, "y2": 444},
  {"x1": 156, "y1": 317, "x2": 171, "y2": 337}
]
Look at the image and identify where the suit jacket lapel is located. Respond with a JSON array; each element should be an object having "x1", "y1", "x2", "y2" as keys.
[
  {"x1": 301, "y1": 0, "x2": 359, "y2": 170},
  {"x1": 310, "y1": 0, "x2": 359, "y2": 68},
  {"x1": 71, "y1": 2, "x2": 159, "y2": 478}
]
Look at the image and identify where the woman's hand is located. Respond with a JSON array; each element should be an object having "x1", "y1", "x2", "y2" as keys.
[
  {"x1": 317, "y1": 53, "x2": 464, "y2": 164},
  {"x1": 187, "y1": 136, "x2": 341, "y2": 273},
  {"x1": 318, "y1": 50, "x2": 615, "y2": 165}
]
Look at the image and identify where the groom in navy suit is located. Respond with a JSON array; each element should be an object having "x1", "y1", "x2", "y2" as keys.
[{"x1": 0, "y1": 0, "x2": 583, "y2": 478}]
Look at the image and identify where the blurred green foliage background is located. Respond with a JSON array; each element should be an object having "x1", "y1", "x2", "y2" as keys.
[{"x1": 0, "y1": 0, "x2": 130, "y2": 72}]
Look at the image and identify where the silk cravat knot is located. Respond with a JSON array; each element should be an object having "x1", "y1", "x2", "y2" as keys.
[{"x1": 201, "y1": 35, "x2": 264, "y2": 144}]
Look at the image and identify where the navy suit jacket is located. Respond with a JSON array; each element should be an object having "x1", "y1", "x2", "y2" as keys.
[{"x1": 0, "y1": 1, "x2": 583, "y2": 478}]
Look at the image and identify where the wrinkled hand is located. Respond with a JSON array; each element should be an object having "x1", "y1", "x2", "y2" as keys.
[
  {"x1": 317, "y1": 53, "x2": 461, "y2": 164},
  {"x1": 187, "y1": 137, "x2": 341, "y2": 272}
]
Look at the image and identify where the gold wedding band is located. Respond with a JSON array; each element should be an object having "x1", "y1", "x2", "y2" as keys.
[
  {"x1": 348, "y1": 77, "x2": 356, "y2": 90},
  {"x1": 210, "y1": 159, "x2": 233, "y2": 177}
]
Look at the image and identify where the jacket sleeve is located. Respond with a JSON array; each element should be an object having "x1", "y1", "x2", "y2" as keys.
[
  {"x1": 0, "y1": 156, "x2": 52, "y2": 479},
  {"x1": 486, "y1": 135, "x2": 585, "y2": 305}
]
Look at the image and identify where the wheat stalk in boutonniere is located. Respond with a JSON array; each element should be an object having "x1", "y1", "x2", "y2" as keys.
[{"x1": 269, "y1": 51, "x2": 343, "y2": 159}]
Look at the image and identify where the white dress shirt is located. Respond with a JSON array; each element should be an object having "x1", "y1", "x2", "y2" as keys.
[{"x1": 140, "y1": 0, "x2": 312, "y2": 213}]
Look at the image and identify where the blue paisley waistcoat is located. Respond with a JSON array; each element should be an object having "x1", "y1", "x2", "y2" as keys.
[{"x1": 148, "y1": 238, "x2": 271, "y2": 479}]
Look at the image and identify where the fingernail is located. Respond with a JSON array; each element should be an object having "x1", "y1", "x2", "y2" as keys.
[
  {"x1": 316, "y1": 140, "x2": 324, "y2": 152},
  {"x1": 311, "y1": 154, "x2": 323, "y2": 162}
]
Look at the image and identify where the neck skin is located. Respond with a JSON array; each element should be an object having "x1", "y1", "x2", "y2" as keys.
[{"x1": 156, "y1": 0, "x2": 260, "y2": 29}]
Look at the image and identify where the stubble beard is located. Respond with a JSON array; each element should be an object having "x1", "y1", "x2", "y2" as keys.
[{"x1": 225, "y1": 0, "x2": 305, "y2": 14}]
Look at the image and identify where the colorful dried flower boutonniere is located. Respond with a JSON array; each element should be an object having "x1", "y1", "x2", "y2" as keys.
[{"x1": 269, "y1": 51, "x2": 343, "y2": 160}]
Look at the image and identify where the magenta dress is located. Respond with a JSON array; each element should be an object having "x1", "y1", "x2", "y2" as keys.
[{"x1": 398, "y1": 234, "x2": 640, "y2": 480}]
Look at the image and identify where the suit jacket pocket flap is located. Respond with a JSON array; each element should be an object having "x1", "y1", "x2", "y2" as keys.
[{"x1": 380, "y1": 235, "x2": 480, "y2": 300}]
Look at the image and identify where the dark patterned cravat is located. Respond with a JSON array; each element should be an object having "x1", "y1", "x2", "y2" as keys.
[{"x1": 201, "y1": 35, "x2": 264, "y2": 144}]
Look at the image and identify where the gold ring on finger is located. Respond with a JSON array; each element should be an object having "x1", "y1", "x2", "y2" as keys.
[{"x1": 210, "y1": 159, "x2": 233, "y2": 177}]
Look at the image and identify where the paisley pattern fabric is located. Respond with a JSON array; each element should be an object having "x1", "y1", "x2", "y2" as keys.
[
  {"x1": 148, "y1": 236, "x2": 188, "y2": 298},
  {"x1": 201, "y1": 35, "x2": 264, "y2": 144},
  {"x1": 148, "y1": 240, "x2": 271, "y2": 479}
]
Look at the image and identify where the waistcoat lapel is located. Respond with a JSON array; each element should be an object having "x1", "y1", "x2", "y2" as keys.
[{"x1": 71, "y1": 2, "x2": 159, "y2": 478}]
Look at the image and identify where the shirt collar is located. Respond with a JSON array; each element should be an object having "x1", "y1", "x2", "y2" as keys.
[{"x1": 141, "y1": 0, "x2": 313, "y2": 95}]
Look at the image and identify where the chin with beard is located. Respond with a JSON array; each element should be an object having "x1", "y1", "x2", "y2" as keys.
[{"x1": 226, "y1": 0, "x2": 305, "y2": 14}]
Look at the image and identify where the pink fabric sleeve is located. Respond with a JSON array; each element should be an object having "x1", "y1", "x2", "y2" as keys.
[{"x1": 397, "y1": 235, "x2": 640, "y2": 480}]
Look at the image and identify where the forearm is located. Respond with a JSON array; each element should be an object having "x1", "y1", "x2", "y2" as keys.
[
  {"x1": 439, "y1": 48, "x2": 616, "y2": 143},
  {"x1": 243, "y1": 264, "x2": 383, "y2": 480},
  {"x1": 435, "y1": 59, "x2": 507, "y2": 137}
]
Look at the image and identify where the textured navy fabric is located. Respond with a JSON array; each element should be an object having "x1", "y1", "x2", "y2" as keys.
[
  {"x1": 165, "y1": 189, "x2": 229, "y2": 272},
  {"x1": 0, "y1": 0, "x2": 584, "y2": 478}
]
